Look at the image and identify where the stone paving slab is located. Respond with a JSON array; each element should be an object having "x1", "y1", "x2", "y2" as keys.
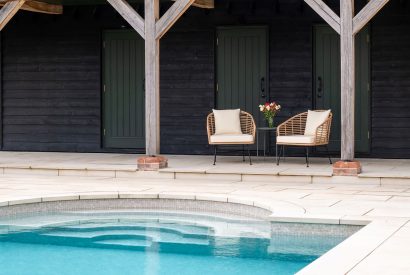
[{"x1": 0, "y1": 152, "x2": 410, "y2": 186}]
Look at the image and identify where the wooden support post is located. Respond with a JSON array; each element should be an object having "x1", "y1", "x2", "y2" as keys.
[
  {"x1": 305, "y1": 0, "x2": 389, "y2": 168},
  {"x1": 108, "y1": 0, "x2": 198, "y2": 156},
  {"x1": 340, "y1": 0, "x2": 355, "y2": 161},
  {"x1": 145, "y1": 0, "x2": 160, "y2": 156},
  {"x1": 0, "y1": 0, "x2": 25, "y2": 31}
]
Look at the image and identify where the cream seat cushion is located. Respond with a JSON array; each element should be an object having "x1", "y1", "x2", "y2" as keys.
[
  {"x1": 212, "y1": 109, "x2": 242, "y2": 135},
  {"x1": 304, "y1": 110, "x2": 331, "y2": 135},
  {"x1": 277, "y1": 135, "x2": 315, "y2": 144},
  {"x1": 210, "y1": 134, "x2": 253, "y2": 144}
]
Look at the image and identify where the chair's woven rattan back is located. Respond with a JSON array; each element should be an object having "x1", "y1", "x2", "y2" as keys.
[
  {"x1": 206, "y1": 111, "x2": 256, "y2": 143},
  {"x1": 277, "y1": 110, "x2": 333, "y2": 146}
]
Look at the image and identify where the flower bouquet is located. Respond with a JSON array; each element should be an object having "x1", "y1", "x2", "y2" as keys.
[{"x1": 259, "y1": 102, "x2": 281, "y2": 128}]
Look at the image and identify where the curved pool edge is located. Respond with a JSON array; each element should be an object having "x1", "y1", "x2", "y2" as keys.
[
  {"x1": 0, "y1": 193, "x2": 404, "y2": 275},
  {"x1": 0, "y1": 192, "x2": 372, "y2": 225}
]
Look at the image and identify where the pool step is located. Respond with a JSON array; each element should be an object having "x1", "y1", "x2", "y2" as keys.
[{"x1": 42, "y1": 229, "x2": 211, "y2": 247}]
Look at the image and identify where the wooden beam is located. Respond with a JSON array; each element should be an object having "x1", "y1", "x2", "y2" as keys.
[
  {"x1": 173, "y1": 0, "x2": 213, "y2": 9},
  {"x1": 340, "y1": 0, "x2": 355, "y2": 161},
  {"x1": 192, "y1": 0, "x2": 213, "y2": 9},
  {"x1": 304, "y1": 0, "x2": 340, "y2": 34},
  {"x1": 156, "y1": 0, "x2": 194, "y2": 40},
  {"x1": 21, "y1": 1, "x2": 62, "y2": 14},
  {"x1": 0, "y1": 1, "x2": 62, "y2": 14},
  {"x1": 0, "y1": 0, "x2": 24, "y2": 30},
  {"x1": 353, "y1": 0, "x2": 389, "y2": 35},
  {"x1": 145, "y1": 0, "x2": 160, "y2": 155},
  {"x1": 106, "y1": 0, "x2": 145, "y2": 39}
]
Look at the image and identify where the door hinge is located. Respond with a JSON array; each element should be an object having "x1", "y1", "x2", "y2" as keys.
[
  {"x1": 368, "y1": 131, "x2": 370, "y2": 139},
  {"x1": 366, "y1": 34, "x2": 370, "y2": 43},
  {"x1": 103, "y1": 41, "x2": 106, "y2": 48},
  {"x1": 103, "y1": 129, "x2": 106, "y2": 136},
  {"x1": 216, "y1": 83, "x2": 219, "y2": 93},
  {"x1": 216, "y1": 37, "x2": 218, "y2": 46},
  {"x1": 103, "y1": 84, "x2": 106, "y2": 93}
]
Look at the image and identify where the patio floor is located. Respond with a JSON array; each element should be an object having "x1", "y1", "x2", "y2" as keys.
[
  {"x1": 0, "y1": 151, "x2": 410, "y2": 274},
  {"x1": 0, "y1": 151, "x2": 408, "y2": 183}
]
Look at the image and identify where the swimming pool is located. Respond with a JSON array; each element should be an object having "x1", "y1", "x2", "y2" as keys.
[{"x1": 0, "y1": 200, "x2": 361, "y2": 275}]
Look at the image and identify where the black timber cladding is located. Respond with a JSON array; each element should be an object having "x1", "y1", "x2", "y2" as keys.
[
  {"x1": 371, "y1": 2, "x2": 410, "y2": 158},
  {"x1": 2, "y1": 25, "x2": 101, "y2": 152},
  {"x1": 0, "y1": 0, "x2": 409, "y2": 157}
]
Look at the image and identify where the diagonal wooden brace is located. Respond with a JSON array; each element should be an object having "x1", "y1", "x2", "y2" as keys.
[
  {"x1": 353, "y1": 0, "x2": 389, "y2": 35},
  {"x1": 156, "y1": 0, "x2": 195, "y2": 40},
  {"x1": 106, "y1": 0, "x2": 145, "y2": 39},
  {"x1": 304, "y1": 0, "x2": 340, "y2": 34},
  {"x1": 0, "y1": 0, "x2": 25, "y2": 31}
]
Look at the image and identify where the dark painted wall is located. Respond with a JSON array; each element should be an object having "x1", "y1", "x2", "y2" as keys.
[
  {"x1": 371, "y1": 1, "x2": 410, "y2": 158},
  {"x1": 1, "y1": 0, "x2": 410, "y2": 157},
  {"x1": 3, "y1": 24, "x2": 101, "y2": 152}
]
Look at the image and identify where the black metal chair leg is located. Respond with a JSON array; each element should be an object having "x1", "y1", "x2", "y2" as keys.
[
  {"x1": 276, "y1": 143, "x2": 279, "y2": 165},
  {"x1": 326, "y1": 145, "x2": 332, "y2": 164},
  {"x1": 242, "y1": 145, "x2": 245, "y2": 162},
  {"x1": 305, "y1": 147, "x2": 309, "y2": 167},
  {"x1": 213, "y1": 146, "x2": 217, "y2": 165},
  {"x1": 277, "y1": 145, "x2": 283, "y2": 166},
  {"x1": 248, "y1": 145, "x2": 252, "y2": 165}
]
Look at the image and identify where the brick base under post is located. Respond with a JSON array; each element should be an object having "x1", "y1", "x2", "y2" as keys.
[
  {"x1": 137, "y1": 156, "x2": 168, "y2": 171},
  {"x1": 333, "y1": 160, "x2": 362, "y2": 176}
]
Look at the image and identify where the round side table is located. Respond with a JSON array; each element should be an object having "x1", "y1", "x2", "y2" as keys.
[{"x1": 256, "y1": 127, "x2": 276, "y2": 157}]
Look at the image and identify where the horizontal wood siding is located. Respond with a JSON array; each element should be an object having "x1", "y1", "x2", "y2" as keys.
[
  {"x1": 2, "y1": 22, "x2": 101, "y2": 151},
  {"x1": 160, "y1": 30, "x2": 214, "y2": 154},
  {"x1": 371, "y1": 2, "x2": 410, "y2": 158}
]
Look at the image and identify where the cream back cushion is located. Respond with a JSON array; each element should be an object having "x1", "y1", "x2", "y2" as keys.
[
  {"x1": 304, "y1": 110, "x2": 331, "y2": 135},
  {"x1": 212, "y1": 109, "x2": 242, "y2": 135}
]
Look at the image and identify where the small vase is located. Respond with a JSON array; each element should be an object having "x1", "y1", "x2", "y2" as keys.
[{"x1": 267, "y1": 117, "x2": 274, "y2": 128}]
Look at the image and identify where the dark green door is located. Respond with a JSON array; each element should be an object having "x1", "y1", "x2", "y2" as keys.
[
  {"x1": 314, "y1": 25, "x2": 370, "y2": 153},
  {"x1": 103, "y1": 30, "x2": 145, "y2": 149},
  {"x1": 216, "y1": 26, "x2": 268, "y2": 126}
]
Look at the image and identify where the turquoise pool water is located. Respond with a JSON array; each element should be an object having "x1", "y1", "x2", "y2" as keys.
[{"x1": 0, "y1": 211, "x2": 360, "y2": 275}]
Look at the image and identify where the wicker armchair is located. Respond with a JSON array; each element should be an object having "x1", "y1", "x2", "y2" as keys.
[
  {"x1": 276, "y1": 110, "x2": 333, "y2": 167},
  {"x1": 207, "y1": 111, "x2": 256, "y2": 165}
]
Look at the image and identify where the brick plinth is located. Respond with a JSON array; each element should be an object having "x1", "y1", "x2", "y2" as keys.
[
  {"x1": 137, "y1": 156, "x2": 168, "y2": 171},
  {"x1": 333, "y1": 160, "x2": 362, "y2": 176}
]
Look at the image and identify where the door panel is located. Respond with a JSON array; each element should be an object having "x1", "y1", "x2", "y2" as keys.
[
  {"x1": 314, "y1": 25, "x2": 370, "y2": 153},
  {"x1": 103, "y1": 30, "x2": 145, "y2": 149},
  {"x1": 216, "y1": 26, "x2": 268, "y2": 127}
]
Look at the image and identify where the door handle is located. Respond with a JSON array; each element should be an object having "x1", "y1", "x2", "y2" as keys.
[
  {"x1": 260, "y1": 77, "x2": 266, "y2": 98},
  {"x1": 317, "y1": 76, "x2": 323, "y2": 98}
]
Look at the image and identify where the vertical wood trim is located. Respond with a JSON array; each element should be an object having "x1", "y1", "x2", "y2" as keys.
[
  {"x1": 155, "y1": 0, "x2": 194, "y2": 40},
  {"x1": 145, "y1": 0, "x2": 160, "y2": 155},
  {"x1": 353, "y1": 0, "x2": 389, "y2": 35},
  {"x1": 0, "y1": 0, "x2": 25, "y2": 31},
  {"x1": 304, "y1": 0, "x2": 340, "y2": 34},
  {"x1": 340, "y1": 0, "x2": 355, "y2": 161},
  {"x1": 106, "y1": 0, "x2": 145, "y2": 39}
]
